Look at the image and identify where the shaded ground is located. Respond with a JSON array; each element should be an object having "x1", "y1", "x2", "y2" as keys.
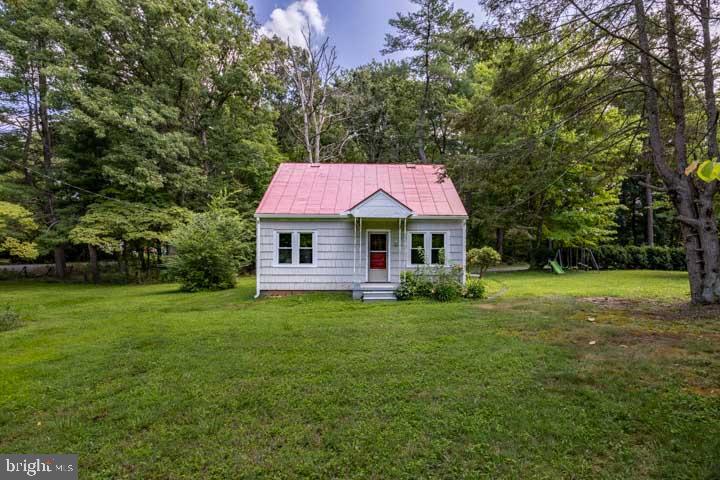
[{"x1": 1, "y1": 271, "x2": 718, "y2": 479}]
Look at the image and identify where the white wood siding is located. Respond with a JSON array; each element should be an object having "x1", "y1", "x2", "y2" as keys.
[{"x1": 257, "y1": 217, "x2": 465, "y2": 292}]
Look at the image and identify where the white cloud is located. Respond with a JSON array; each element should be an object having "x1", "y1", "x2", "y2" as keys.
[{"x1": 258, "y1": 0, "x2": 326, "y2": 48}]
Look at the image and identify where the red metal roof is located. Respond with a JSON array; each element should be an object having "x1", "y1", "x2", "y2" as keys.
[{"x1": 256, "y1": 163, "x2": 467, "y2": 216}]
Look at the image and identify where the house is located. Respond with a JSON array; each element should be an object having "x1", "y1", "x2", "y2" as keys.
[{"x1": 254, "y1": 163, "x2": 468, "y2": 300}]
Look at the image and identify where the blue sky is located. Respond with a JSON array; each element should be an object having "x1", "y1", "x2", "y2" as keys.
[{"x1": 249, "y1": 0, "x2": 485, "y2": 68}]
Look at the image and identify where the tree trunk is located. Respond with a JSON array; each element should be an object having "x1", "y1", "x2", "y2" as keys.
[
  {"x1": 634, "y1": 0, "x2": 720, "y2": 303},
  {"x1": 643, "y1": 173, "x2": 654, "y2": 246},
  {"x1": 54, "y1": 246, "x2": 66, "y2": 280},
  {"x1": 630, "y1": 195, "x2": 638, "y2": 244},
  {"x1": 416, "y1": 15, "x2": 431, "y2": 164},
  {"x1": 495, "y1": 228, "x2": 504, "y2": 257},
  {"x1": 88, "y1": 245, "x2": 100, "y2": 284}
]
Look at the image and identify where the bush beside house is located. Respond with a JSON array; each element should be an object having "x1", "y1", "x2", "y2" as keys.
[
  {"x1": 396, "y1": 266, "x2": 485, "y2": 302},
  {"x1": 166, "y1": 208, "x2": 254, "y2": 291},
  {"x1": 466, "y1": 247, "x2": 502, "y2": 277}
]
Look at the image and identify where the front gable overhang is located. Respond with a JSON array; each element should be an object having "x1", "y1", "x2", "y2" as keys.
[{"x1": 343, "y1": 189, "x2": 414, "y2": 219}]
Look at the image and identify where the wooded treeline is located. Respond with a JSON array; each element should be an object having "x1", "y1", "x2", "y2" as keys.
[{"x1": 1, "y1": 0, "x2": 718, "y2": 302}]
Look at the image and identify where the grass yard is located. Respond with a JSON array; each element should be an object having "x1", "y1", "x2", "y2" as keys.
[{"x1": 1, "y1": 271, "x2": 719, "y2": 479}]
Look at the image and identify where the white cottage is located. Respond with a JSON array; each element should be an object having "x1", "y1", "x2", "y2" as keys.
[{"x1": 254, "y1": 163, "x2": 468, "y2": 300}]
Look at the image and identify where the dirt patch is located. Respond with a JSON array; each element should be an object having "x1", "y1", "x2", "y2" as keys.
[
  {"x1": 476, "y1": 303, "x2": 500, "y2": 310},
  {"x1": 685, "y1": 385, "x2": 720, "y2": 398},
  {"x1": 579, "y1": 296, "x2": 642, "y2": 310},
  {"x1": 577, "y1": 296, "x2": 720, "y2": 322},
  {"x1": 604, "y1": 329, "x2": 686, "y2": 346}
]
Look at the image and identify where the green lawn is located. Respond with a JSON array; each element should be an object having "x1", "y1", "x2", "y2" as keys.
[{"x1": 1, "y1": 271, "x2": 719, "y2": 479}]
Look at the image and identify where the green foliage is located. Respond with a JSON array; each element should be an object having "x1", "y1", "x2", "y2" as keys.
[
  {"x1": 336, "y1": 61, "x2": 421, "y2": 162},
  {"x1": 432, "y1": 275, "x2": 463, "y2": 301},
  {"x1": 466, "y1": 247, "x2": 501, "y2": 277},
  {"x1": 395, "y1": 270, "x2": 434, "y2": 300},
  {"x1": 382, "y1": 0, "x2": 475, "y2": 160},
  {"x1": 396, "y1": 266, "x2": 464, "y2": 301},
  {"x1": 0, "y1": 305, "x2": 22, "y2": 332},
  {"x1": 696, "y1": 160, "x2": 720, "y2": 182},
  {"x1": 166, "y1": 208, "x2": 254, "y2": 292},
  {"x1": 69, "y1": 202, "x2": 191, "y2": 253},
  {"x1": 1, "y1": 0, "x2": 281, "y2": 271},
  {"x1": 543, "y1": 189, "x2": 621, "y2": 247},
  {"x1": 0, "y1": 201, "x2": 39, "y2": 260},
  {"x1": 448, "y1": 37, "x2": 637, "y2": 257},
  {"x1": 532, "y1": 245, "x2": 686, "y2": 271},
  {"x1": 463, "y1": 278, "x2": 486, "y2": 299},
  {"x1": 594, "y1": 245, "x2": 686, "y2": 271}
]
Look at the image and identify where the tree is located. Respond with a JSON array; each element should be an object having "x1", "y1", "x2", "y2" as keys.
[
  {"x1": 0, "y1": 0, "x2": 71, "y2": 277},
  {"x1": 166, "y1": 205, "x2": 254, "y2": 291},
  {"x1": 2, "y1": 0, "x2": 282, "y2": 282},
  {"x1": 336, "y1": 61, "x2": 420, "y2": 163},
  {"x1": 383, "y1": 0, "x2": 474, "y2": 163},
  {"x1": 479, "y1": 0, "x2": 720, "y2": 303},
  {"x1": 448, "y1": 39, "x2": 635, "y2": 256},
  {"x1": 69, "y1": 202, "x2": 191, "y2": 281},
  {"x1": 282, "y1": 29, "x2": 352, "y2": 163},
  {"x1": 0, "y1": 201, "x2": 38, "y2": 260}
]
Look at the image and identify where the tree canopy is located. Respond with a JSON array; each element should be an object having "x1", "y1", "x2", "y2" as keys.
[{"x1": 1, "y1": 0, "x2": 718, "y2": 302}]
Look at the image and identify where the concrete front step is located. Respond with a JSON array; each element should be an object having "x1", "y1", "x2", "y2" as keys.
[
  {"x1": 355, "y1": 282, "x2": 399, "y2": 301},
  {"x1": 362, "y1": 289, "x2": 398, "y2": 302},
  {"x1": 360, "y1": 283, "x2": 398, "y2": 291},
  {"x1": 363, "y1": 294, "x2": 397, "y2": 302}
]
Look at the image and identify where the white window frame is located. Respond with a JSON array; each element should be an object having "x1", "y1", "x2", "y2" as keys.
[
  {"x1": 406, "y1": 231, "x2": 448, "y2": 267},
  {"x1": 273, "y1": 231, "x2": 317, "y2": 267}
]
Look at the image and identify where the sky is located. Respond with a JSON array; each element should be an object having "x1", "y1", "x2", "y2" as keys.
[{"x1": 249, "y1": 0, "x2": 486, "y2": 68}]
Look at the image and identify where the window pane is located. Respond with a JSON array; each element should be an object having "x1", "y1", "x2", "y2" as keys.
[
  {"x1": 411, "y1": 248, "x2": 424, "y2": 265},
  {"x1": 370, "y1": 234, "x2": 386, "y2": 251},
  {"x1": 411, "y1": 233, "x2": 424, "y2": 248},
  {"x1": 299, "y1": 233, "x2": 313, "y2": 248},
  {"x1": 431, "y1": 248, "x2": 442, "y2": 265},
  {"x1": 278, "y1": 248, "x2": 292, "y2": 264},
  {"x1": 431, "y1": 233, "x2": 444, "y2": 249},
  {"x1": 299, "y1": 248, "x2": 313, "y2": 264},
  {"x1": 279, "y1": 233, "x2": 292, "y2": 248}
]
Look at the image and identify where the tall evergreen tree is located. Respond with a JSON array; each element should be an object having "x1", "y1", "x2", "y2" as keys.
[{"x1": 383, "y1": 0, "x2": 474, "y2": 163}]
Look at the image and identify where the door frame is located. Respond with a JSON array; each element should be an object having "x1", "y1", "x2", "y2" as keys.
[{"x1": 365, "y1": 229, "x2": 391, "y2": 283}]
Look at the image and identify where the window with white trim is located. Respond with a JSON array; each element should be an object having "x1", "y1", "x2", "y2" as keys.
[
  {"x1": 275, "y1": 231, "x2": 315, "y2": 266},
  {"x1": 298, "y1": 232, "x2": 314, "y2": 264},
  {"x1": 278, "y1": 232, "x2": 293, "y2": 264},
  {"x1": 408, "y1": 232, "x2": 447, "y2": 265},
  {"x1": 410, "y1": 233, "x2": 425, "y2": 265}
]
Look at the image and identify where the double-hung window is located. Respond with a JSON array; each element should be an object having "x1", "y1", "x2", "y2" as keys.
[
  {"x1": 410, "y1": 233, "x2": 425, "y2": 265},
  {"x1": 275, "y1": 231, "x2": 315, "y2": 266},
  {"x1": 408, "y1": 232, "x2": 446, "y2": 266}
]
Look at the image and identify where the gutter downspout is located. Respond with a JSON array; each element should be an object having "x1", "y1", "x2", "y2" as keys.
[{"x1": 254, "y1": 217, "x2": 261, "y2": 298}]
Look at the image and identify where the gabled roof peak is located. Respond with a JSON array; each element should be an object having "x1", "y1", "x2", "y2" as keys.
[{"x1": 345, "y1": 189, "x2": 414, "y2": 218}]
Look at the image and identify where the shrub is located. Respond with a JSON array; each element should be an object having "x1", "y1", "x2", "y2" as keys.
[
  {"x1": 463, "y1": 278, "x2": 486, "y2": 299},
  {"x1": 166, "y1": 208, "x2": 254, "y2": 292},
  {"x1": 395, "y1": 267, "x2": 463, "y2": 301},
  {"x1": 432, "y1": 278, "x2": 463, "y2": 302},
  {"x1": 0, "y1": 305, "x2": 22, "y2": 332},
  {"x1": 595, "y1": 245, "x2": 686, "y2": 271},
  {"x1": 467, "y1": 247, "x2": 501, "y2": 277},
  {"x1": 395, "y1": 270, "x2": 433, "y2": 300},
  {"x1": 394, "y1": 281, "x2": 414, "y2": 300}
]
